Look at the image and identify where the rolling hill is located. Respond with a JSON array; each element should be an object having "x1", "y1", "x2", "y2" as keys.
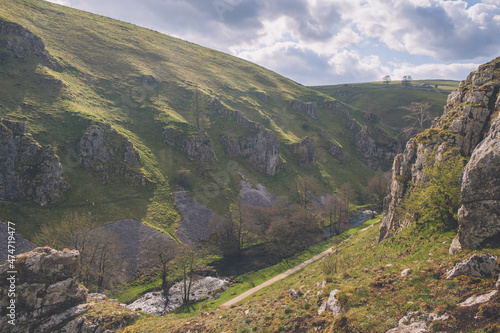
[
  {"x1": 310, "y1": 80, "x2": 459, "y2": 129},
  {"x1": 0, "y1": 0, "x2": 409, "y2": 238}
]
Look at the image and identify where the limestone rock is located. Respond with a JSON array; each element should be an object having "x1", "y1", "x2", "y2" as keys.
[
  {"x1": 127, "y1": 276, "x2": 230, "y2": 315},
  {"x1": 289, "y1": 289, "x2": 299, "y2": 300},
  {"x1": 324, "y1": 100, "x2": 349, "y2": 115},
  {"x1": 401, "y1": 268, "x2": 411, "y2": 277},
  {"x1": 449, "y1": 235, "x2": 462, "y2": 255},
  {"x1": 289, "y1": 137, "x2": 316, "y2": 166},
  {"x1": 0, "y1": 120, "x2": 69, "y2": 205},
  {"x1": 456, "y1": 113, "x2": 500, "y2": 249},
  {"x1": 458, "y1": 290, "x2": 498, "y2": 307},
  {"x1": 0, "y1": 247, "x2": 87, "y2": 333},
  {"x1": 445, "y1": 253, "x2": 499, "y2": 280},
  {"x1": 163, "y1": 126, "x2": 217, "y2": 176},
  {"x1": 378, "y1": 57, "x2": 500, "y2": 243},
  {"x1": 0, "y1": 19, "x2": 59, "y2": 69},
  {"x1": 79, "y1": 123, "x2": 147, "y2": 185},
  {"x1": 291, "y1": 100, "x2": 317, "y2": 119},
  {"x1": 354, "y1": 125, "x2": 403, "y2": 170},
  {"x1": 219, "y1": 111, "x2": 281, "y2": 176},
  {"x1": 318, "y1": 289, "x2": 343, "y2": 316},
  {"x1": 386, "y1": 311, "x2": 451, "y2": 333}
]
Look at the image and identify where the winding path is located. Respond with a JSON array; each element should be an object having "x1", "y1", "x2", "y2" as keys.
[
  {"x1": 221, "y1": 246, "x2": 335, "y2": 307},
  {"x1": 221, "y1": 217, "x2": 380, "y2": 307}
]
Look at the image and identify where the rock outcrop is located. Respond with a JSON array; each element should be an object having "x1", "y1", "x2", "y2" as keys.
[
  {"x1": 354, "y1": 125, "x2": 402, "y2": 169},
  {"x1": 163, "y1": 126, "x2": 217, "y2": 176},
  {"x1": 445, "y1": 253, "x2": 499, "y2": 280},
  {"x1": 79, "y1": 123, "x2": 148, "y2": 185},
  {"x1": 328, "y1": 143, "x2": 350, "y2": 163},
  {"x1": 0, "y1": 120, "x2": 69, "y2": 205},
  {"x1": 0, "y1": 19, "x2": 59, "y2": 69},
  {"x1": 386, "y1": 312, "x2": 451, "y2": 333},
  {"x1": 317, "y1": 289, "x2": 343, "y2": 316},
  {"x1": 127, "y1": 276, "x2": 230, "y2": 315},
  {"x1": 457, "y1": 113, "x2": 500, "y2": 249},
  {"x1": 0, "y1": 247, "x2": 87, "y2": 333},
  {"x1": 211, "y1": 100, "x2": 281, "y2": 176},
  {"x1": 289, "y1": 137, "x2": 316, "y2": 166},
  {"x1": 291, "y1": 100, "x2": 317, "y2": 119},
  {"x1": 378, "y1": 58, "x2": 500, "y2": 243}
]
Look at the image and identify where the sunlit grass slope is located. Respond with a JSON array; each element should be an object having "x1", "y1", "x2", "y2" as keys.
[{"x1": 2, "y1": 0, "x2": 403, "y2": 237}]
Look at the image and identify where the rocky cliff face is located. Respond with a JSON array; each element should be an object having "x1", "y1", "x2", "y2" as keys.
[
  {"x1": 457, "y1": 113, "x2": 500, "y2": 249},
  {"x1": 211, "y1": 99, "x2": 281, "y2": 176},
  {"x1": 0, "y1": 120, "x2": 69, "y2": 205},
  {"x1": 291, "y1": 100, "x2": 318, "y2": 119},
  {"x1": 0, "y1": 247, "x2": 87, "y2": 333},
  {"x1": 0, "y1": 19, "x2": 58, "y2": 68},
  {"x1": 289, "y1": 137, "x2": 316, "y2": 166},
  {"x1": 378, "y1": 58, "x2": 500, "y2": 243},
  {"x1": 163, "y1": 126, "x2": 217, "y2": 176},
  {"x1": 354, "y1": 125, "x2": 402, "y2": 169},
  {"x1": 79, "y1": 123, "x2": 148, "y2": 185}
]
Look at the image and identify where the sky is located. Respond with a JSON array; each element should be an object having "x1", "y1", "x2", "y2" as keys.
[{"x1": 45, "y1": 0, "x2": 500, "y2": 86}]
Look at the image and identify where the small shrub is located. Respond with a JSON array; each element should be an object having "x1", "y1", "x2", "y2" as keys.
[{"x1": 320, "y1": 254, "x2": 337, "y2": 276}]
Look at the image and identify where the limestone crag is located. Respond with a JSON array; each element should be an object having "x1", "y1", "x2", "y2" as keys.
[
  {"x1": 457, "y1": 113, "x2": 500, "y2": 249},
  {"x1": 354, "y1": 125, "x2": 402, "y2": 170},
  {"x1": 211, "y1": 100, "x2": 281, "y2": 176},
  {"x1": 162, "y1": 127, "x2": 217, "y2": 176},
  {"x1": 328, "y1": 143, "x2": 350, "y2": 163},
  {"x1": 324, "y1": 100, "x2": 349, "y2": 115},
  {"x1": 378, "y1": 58, "x2": 500, "y2": 242},
  {"x1": 291, "y1": 100, "x2": 318, "y2": 119},
  {"x1": 0, "y1": 19, "x2": 59, "y2": 69},
  {"x1": 289, "y1": 137, "x2": 316, "y2": 166},
  {"x1": 79, "y1": 123, "x2": 148, "y2": 185},
  {"x1": 0, "y1": 120, "x2": 69, "y2": 205},
  {"x1": 0, "y1": 247, "x2": 87, "y2": 333}
]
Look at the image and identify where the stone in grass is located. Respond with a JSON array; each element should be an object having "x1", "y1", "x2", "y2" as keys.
[
  {"x1": 458, "y1": 290, "x2": 498, "y2": 307},
  {"x1": 445, "y1": 253, "x2": 499, "y2": 280},
  {"x1": 289, "y1": 289, "x2": 299, "y2": 300},
  {"x1": 386, "y1": 311, "x2": 451, "y2": 333},
  {"x1": 318, "y1": 289, "x2": 343, "y2": 316}
]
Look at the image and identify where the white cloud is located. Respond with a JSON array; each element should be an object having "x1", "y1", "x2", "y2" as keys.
[{"x1": 43, "y1": 0, "x2": 500, "y2": 84}]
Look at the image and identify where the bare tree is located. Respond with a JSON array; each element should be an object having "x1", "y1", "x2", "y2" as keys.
[
  {"x1": 174, "y1": 244, "x2": 201, "y2": 304},
  {"x1": 143, "y1": 238, "x2": 179, "y2": 295},
  {"x1": 265, "y1": 203, "x2": 320, "y2": 259},
  {"x1": 363, "y1": 171, "x2": 391, "y2": 211},
  {"x1": 34, "y1": 212, "x2": 126, "y2": 292},
  {"x1": 401, "y1": 101, "x2": 432, "y2": 138}
]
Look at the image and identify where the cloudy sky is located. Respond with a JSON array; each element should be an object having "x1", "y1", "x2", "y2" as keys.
[{"x1": 46, "y1": 0, "x2": 500, "y2": 85}]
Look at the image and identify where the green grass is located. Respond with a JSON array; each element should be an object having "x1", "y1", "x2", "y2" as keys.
[
  {"x1": 310, "y1": 80, "x2": 459, "y2": 128},
  {"x1": 122, "y1": 215, "x2": 500, "y2": 332},
  {"x1": 0, "y1": 0, "x2": 394, "y2": 236}
]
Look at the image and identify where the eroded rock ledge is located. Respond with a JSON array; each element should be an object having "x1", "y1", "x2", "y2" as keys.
[
  {"x1": 378, "y1": 57, "x2": 500, "y2": 243},
  {"x1": 0, "y1": 120, "x2": 69, "y2": 205},
  {"x1": 79, "y1": 123, "x2": 149, "y2": 185}
]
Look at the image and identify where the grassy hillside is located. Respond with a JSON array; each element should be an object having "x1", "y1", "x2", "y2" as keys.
[
  {"x1": 310, "y1": 80, "x2": 459, "y2": 128},
  {"x1": 121, "y1": 216, "x2": 500, "y2": 332},
  {"x1": 0, "y1": 0, "x2": 400, "y2": 238}
]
